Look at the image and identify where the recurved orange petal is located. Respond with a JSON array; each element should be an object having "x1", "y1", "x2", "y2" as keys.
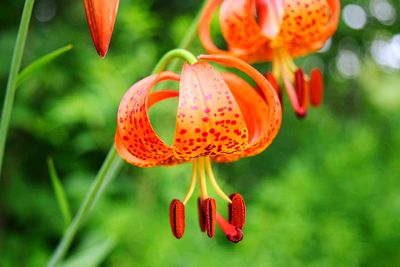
[
  {"x1": 219, "y1": 0, "x2": 267, "y2": 54},
  {"x1": 84, "y1": 0, "x2": 119, "y2": 57},
  {"x1": 323, "y1": 0, "x2": 341, "y2": 41},
  {"x1": 213, "y1": 73, "x2": 268, "y2": 162},
  {"x1": 115, "y1": 72, "x2": 180, "y2": 167},
  {"x1": 198, "y1": 0, "x2": 230, "y2": 56},
  {"x1": 198, "y1": 55, "x2": 282, "y2": 162},
  {"x1": 173, "y1": 62, "x2": 248, "y2": 160}
]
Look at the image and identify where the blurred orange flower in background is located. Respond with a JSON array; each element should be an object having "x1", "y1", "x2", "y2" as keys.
[{"x1": 199, "y1": 0, "x2": 340, "y2": 117}]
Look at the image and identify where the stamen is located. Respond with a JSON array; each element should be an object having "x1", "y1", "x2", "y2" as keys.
[
  {"x1": 198, "y1": 157, "x2": 209, "y2": 199},
  {"x1": 169, "y1": 199, "x2": 185, "y2": 239},
  {"x1": 203, "y1": 198, "x2": 216, "y2": 238},
  {"x1": 204, "y1": 157, "x2": 232, "y2": 203},
  {"x1": 310, "y1": 68, "x2": 324, "y2": 107},
  {"x1": 272, "y1": 52, "x2": 281, "y2": 79},
  {"x1": 228, "y1": 193, "x2": 246, "y2": 229},
  {"x1": 265, "y1": 72, "x2": 282, "y2": 104},
  {"x1": 197, "y1": 197, "x2": 206, "y2": 232},
  {"x1": 294, "y1": 69, "x2": 305, "y2": 108},
  {"x1": 280, "y1": 48, "x2": 297, "y2": 72},
  {"x1": 275, "y1": 48, "x2": 297, "y2": 74},
  {"x1": 282, "y1": 75, "x2": 307, "y2": 118},
  {"x1": 183, "y1": 160, "x2": 197, "y2": 205},
  {"x1": 216, "y1": 213, "x2": 243, "y2": 243}
]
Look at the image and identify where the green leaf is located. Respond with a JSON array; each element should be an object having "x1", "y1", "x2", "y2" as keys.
[
  {"x1": 47, "y1": 157, "x2": 72, "y2": 227},
  {"x1": 60, "y1": 235, "x2": 115, "y2": 267},
  {"x1": 17, "y1": 44, "x2": 73, "y2": 86}
]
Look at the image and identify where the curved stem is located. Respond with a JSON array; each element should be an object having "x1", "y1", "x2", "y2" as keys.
[
  {"x1": 0, "y1": 0, "x2": 35, "y2": 178},
  {"x1": 152, "y1": 49, "x2": 198, "y2": 74},
  {"x1": 47, "y1": 2, "x2": 207, "y2": 266}
]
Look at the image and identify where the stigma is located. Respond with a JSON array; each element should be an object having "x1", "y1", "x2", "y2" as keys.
[{"x1": 168, "y1": 157, "x2": 246, "y2": 243}]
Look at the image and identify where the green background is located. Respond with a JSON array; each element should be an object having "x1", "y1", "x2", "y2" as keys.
[{"x1": 1, "y1": 0, "x2": 400, "y2": 266}]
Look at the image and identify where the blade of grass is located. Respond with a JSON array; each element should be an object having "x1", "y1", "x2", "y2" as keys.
[
  {"x1": 17, "y1": 44, "x2": 73, "y2": 86},
  {"x1": 0, "y1": 0, "x2": 35, "y2": 178},
  {"x1": 47, "y1": 158, "x2": 72, "y2": 227},
  {"x1": 47, "y1": 147, "x2": 123, "y2": 267},
  {"x1": 60, "y1": 235, "x2": 115, "y2": 267}
]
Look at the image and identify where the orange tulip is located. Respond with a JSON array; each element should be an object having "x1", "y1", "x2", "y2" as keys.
[
  {"x1": 115, "y1": 55, "x2": 282, "y2": 242},
  {"x1": 199, "y1": 0, "x2": 340, "y2": 117},
  {"x1": 83, "y1": 0, "x2": 119, "y2": 57}
]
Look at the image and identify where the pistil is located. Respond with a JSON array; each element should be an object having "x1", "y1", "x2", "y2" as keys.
[{"x1": 216, "y1": 213, "x2": 243, "y2": 243}]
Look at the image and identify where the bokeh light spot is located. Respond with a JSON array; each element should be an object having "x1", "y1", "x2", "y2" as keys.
[
  {"x1": 336, "y1": 50, "x2": 361, "y2": 78},
  {"x1": 343, "y1": 4, "x2": 367, "y2": 30},
  {"x1": 369, "y1": 0, "x2": 396, "y2": 25}
]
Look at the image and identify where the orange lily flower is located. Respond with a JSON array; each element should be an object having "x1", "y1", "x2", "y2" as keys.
[
  {"x1": 199, "y1": 0, "x2": 340, "y2": 117},
  {"x1": 83, "y1": 0, "x2": 119, "y2": 57},
  {"x1": 115, "y1": 54, "x2": 282, "y2": 242}
]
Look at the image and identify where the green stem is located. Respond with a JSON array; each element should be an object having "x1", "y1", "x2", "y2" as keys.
[
  {"x1": 47, "y1": 1, "x2": 208, "y2": 266},
  {"x1": 152, "y1": 49, "x2": 197, "y2": 74},
  {"x1": 0, "y1": 0, "x2": 35, "y2": 178},
  {"x1": 47, "y1": 147, "x2": 123, "y2": 267}
]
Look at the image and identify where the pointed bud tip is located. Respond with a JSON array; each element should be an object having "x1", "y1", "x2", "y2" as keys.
[{"x1": 97, "y1": 51, "x2": 107, "y2": 58}]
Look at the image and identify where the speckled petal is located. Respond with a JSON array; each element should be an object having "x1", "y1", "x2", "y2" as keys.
[
  {"x1": 272, "y1": 0, "x2": 332, "y2": 53},
  {"x1": 115, "y1": 72, "x2": 180, "y2": 167},
  {"x1": 220, "y1": 0, "x2": 267, "y2": 54},
  {"x1": 198, "y1": 55, "x2": 282, "y2": 162},
  {"x1": 173, "y1": 62, "x2": 248, "y2": 160},
  {"x1": 222, "y1": 73, "x2": 269, "y2": 145}
]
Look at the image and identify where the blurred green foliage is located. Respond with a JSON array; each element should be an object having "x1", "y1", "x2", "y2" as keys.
[{"x1": 1, "y1": 0, "x2": 400, "y2": 266}]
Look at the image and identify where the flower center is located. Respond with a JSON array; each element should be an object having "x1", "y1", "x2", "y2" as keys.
[{"x1": 169, "y1": 157, "x2": 245, "y2": 243}]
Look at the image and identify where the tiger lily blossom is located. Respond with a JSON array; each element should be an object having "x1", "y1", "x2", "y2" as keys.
[
  {"x1": 83, "y1": 0, "x2": 119, "y2": 57},
  {"x1": 199, "y1": 0, "x2": 340, "y2": 117},
  {"x1": 115, "y1": 54, "x2": 282, "y2": 242}
]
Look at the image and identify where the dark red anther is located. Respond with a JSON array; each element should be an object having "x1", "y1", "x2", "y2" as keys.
[
  {"x1": 265, "y1": 72, "x2": 282, "y2": 104},
  {"x1": 203, "y1": 198, "x2": 217, "y2": 238},
  {"x1": 310, "y1": 68, "x2": 324, "y2": 107},
  {"x1": 294, "y1": 69, "x2": 305, "y2": 107},
  {"x1": 197, "y1": 197, "x2": 206, "y2": 232},
  {"x1": 169, "y1": 199, "x2": 185, "y2": 239},
  {"x1": 229, "y1": 193, "x2": 246, "y2": 229}
]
